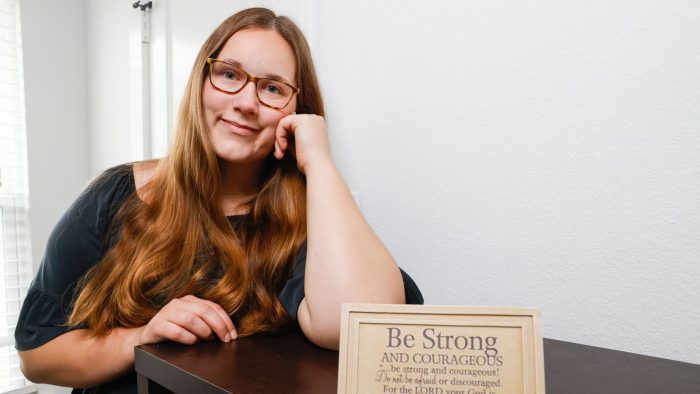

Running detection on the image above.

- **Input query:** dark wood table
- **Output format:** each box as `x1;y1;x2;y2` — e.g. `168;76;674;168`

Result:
135;330;700;393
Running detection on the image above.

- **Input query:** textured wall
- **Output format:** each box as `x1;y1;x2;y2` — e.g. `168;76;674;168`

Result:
312;1;700;363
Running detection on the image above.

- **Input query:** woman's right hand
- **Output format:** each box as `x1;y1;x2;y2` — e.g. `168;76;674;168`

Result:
17;295;235;387
138;295;237;345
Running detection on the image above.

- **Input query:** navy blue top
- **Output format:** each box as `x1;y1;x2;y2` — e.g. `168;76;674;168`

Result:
15;164;423;393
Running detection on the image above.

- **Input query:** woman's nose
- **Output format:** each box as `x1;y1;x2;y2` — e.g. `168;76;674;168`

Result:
231;80;259;114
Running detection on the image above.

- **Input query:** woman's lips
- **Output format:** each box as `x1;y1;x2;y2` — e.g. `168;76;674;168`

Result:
221;118;259;136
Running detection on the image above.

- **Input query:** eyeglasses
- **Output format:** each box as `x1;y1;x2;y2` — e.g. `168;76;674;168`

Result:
206;58;300;109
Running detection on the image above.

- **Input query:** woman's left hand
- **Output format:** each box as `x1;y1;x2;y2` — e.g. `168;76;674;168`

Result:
274;114;332;174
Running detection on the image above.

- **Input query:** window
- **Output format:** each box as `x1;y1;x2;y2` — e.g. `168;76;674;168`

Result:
0;0;34;392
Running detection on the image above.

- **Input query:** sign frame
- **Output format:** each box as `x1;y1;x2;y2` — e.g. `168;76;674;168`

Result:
338;304;545;394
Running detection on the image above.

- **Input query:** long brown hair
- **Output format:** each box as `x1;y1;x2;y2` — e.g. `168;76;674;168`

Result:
68;8;324;336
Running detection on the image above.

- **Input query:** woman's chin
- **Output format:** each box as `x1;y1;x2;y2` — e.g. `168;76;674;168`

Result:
215;151;270;167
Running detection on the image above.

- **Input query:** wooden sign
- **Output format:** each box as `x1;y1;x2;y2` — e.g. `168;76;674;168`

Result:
338;304;545;394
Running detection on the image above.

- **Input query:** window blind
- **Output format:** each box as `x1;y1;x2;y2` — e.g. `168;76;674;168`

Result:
0;0;34;392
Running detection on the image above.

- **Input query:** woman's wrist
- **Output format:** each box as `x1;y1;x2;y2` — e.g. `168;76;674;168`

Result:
303;154;336;177
114;326;145;365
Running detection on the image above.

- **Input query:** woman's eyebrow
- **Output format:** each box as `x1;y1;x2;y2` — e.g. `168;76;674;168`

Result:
219;57;291;84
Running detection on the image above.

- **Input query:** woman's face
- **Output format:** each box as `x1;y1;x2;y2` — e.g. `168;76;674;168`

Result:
203;28;297;166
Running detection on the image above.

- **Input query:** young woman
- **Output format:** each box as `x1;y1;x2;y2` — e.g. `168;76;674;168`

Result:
15;7;422;393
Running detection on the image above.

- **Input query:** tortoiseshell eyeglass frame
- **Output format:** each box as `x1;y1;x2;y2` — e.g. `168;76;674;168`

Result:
206;57;300;110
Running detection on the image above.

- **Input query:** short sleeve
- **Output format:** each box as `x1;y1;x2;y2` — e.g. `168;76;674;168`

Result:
278;242;307;321
15;165;135;351
400;268;424;304
278;242;424;321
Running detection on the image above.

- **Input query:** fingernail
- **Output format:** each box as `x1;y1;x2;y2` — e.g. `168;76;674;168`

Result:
230;329;238;340
224;333;231;342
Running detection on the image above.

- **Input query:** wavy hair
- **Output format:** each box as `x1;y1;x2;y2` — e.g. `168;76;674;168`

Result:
68;8;324;336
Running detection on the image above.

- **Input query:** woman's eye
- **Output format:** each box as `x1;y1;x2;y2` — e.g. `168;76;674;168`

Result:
222;71;237;80
263;84;282;95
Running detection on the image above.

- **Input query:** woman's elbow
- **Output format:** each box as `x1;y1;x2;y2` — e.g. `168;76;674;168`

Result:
297;300;340;350
303;325;340;351
18;350;46;383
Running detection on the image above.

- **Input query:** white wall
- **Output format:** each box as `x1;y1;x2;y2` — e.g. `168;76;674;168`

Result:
85;0;132;175
19;0;89;275
23;0;700;369
312;1;700;363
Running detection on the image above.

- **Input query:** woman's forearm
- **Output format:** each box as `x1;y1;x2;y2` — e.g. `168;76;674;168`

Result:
300;157;405;347
18;327;142;388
